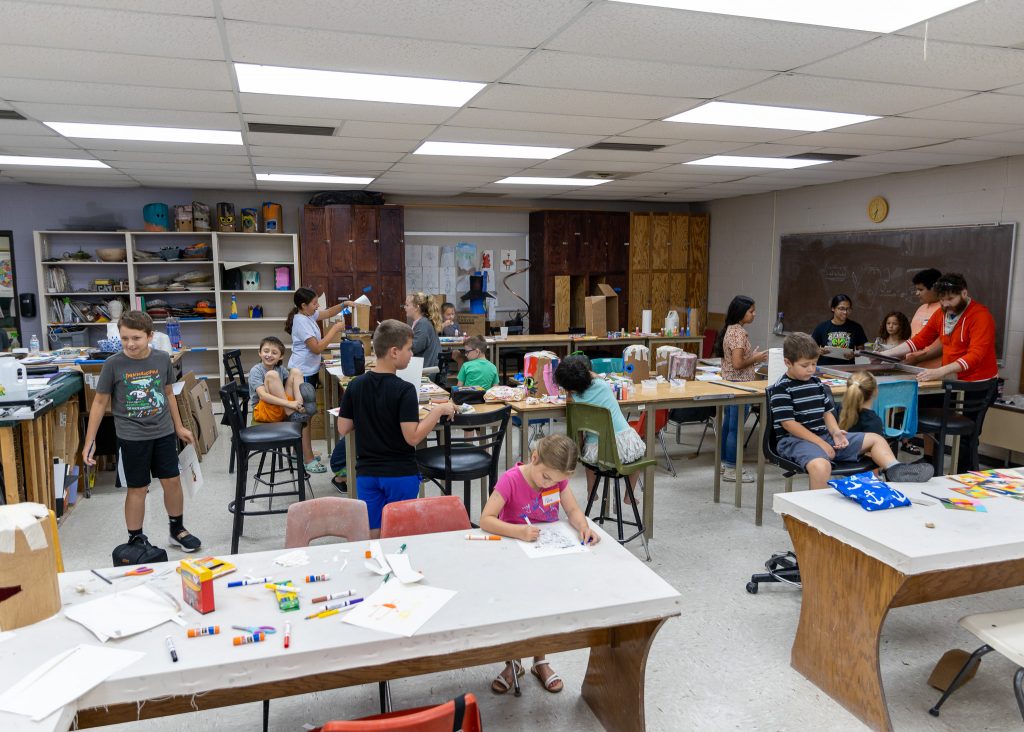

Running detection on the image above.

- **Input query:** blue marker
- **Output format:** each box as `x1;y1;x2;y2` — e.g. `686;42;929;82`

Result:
227;577;272;588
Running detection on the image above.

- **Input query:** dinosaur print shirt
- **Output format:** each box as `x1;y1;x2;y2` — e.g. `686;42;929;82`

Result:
97;349;175;440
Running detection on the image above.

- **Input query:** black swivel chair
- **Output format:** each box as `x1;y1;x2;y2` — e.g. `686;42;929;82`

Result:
916;379;998;475
221;349;248;475
746;383;876;594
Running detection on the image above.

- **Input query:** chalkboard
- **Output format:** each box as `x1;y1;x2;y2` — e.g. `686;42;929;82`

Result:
777;224;1015;359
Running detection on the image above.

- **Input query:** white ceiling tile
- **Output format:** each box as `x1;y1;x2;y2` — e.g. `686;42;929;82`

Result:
0;134;77;149
0;119;60;135
251;160;388;174
95;151;248;163
428;126;602;148
246;134;416;153
0;78;236;113
621;121;797;143
529;159;672;173
546;4;872;71
239;94;454;125
550;148;688;165
110;161;254;173
225;22;527;82
970;128;1024;144
853;150;999;166
337;120;437;140
250;147;404;163
0;147;103;159
655;140;752;155
469;84;693;120
782;130;945;151
846;116;1019;139
897;0;1024;47
0;1;223;59
904;93;1024;125
906;139;1024;157
3;176;140;187
728;143;819;157
797;36;1024;91
81;141;246;155
391;161;530;174
444;108;643;136
20;0;215;15
15;102;240;129
222;0;588;47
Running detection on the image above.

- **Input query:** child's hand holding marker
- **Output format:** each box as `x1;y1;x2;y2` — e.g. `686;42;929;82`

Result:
521;515;540;542
579;524;600;546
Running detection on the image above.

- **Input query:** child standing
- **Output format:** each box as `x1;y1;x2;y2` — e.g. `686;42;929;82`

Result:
336;320;456;537
456;335;499;389
873;311;911;350
82;311;201;553
770;333;932;490
480;434;598;695
249;336;316;424
838;371;885;436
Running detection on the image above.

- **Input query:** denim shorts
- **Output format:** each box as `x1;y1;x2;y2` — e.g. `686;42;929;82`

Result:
357;474;421;530
776;431;866;468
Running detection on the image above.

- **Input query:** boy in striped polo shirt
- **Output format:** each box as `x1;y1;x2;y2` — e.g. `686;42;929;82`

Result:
771;332;933;490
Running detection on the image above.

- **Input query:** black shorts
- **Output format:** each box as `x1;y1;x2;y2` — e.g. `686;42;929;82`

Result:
118;433;179;489
304;372;320;388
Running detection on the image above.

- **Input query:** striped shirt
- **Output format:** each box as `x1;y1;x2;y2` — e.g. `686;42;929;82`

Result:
770;375;835;441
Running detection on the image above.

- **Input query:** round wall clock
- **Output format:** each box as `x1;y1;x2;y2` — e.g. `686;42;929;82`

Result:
867;196;889;223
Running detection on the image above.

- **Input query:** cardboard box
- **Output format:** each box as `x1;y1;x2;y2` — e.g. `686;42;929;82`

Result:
350;303;371;331
585;283;620;336
186;378;219;455
51;400;80;466
455;313;487;337
172;372;202;460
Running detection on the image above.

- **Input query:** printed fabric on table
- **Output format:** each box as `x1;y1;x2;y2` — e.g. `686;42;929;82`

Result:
828;471;911;511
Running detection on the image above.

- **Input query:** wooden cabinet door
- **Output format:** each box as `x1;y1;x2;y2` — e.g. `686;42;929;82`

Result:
629;271;649;331
670;214;689;271
545;212;575;275
651;213;671;271
581;213;607;272
630;213;650;272
379;273;406;323
301;205;329;277
353;206;380;270
605;213;630;273
378;206;404;274
326;205;353;273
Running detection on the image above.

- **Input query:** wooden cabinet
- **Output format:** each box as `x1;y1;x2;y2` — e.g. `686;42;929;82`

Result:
528;211;629;333
301;204;405;325
627;212;709;335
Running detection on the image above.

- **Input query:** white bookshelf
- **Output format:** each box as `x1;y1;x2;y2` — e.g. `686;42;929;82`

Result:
35;230;300;384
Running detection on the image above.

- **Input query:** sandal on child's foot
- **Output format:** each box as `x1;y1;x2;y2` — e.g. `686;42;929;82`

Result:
531;660;563;693
304;459;327;474
490;661;524;695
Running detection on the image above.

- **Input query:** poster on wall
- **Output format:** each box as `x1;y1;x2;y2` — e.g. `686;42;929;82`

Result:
455;242;477;274
500;249;516;272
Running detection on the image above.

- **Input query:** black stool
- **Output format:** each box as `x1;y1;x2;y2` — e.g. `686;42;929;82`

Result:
221;349;248;475
220;382;311;554
917;379;998;474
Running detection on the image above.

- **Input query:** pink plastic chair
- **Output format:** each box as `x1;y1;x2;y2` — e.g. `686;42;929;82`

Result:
379;496;471;539
285;497;370;548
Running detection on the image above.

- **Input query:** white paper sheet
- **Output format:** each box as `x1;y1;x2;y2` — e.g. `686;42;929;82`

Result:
63;585;180;642
404;246;422;267
406;267;423;294
177;444;203;501
421;245;440;268
274;549;310;567
518;521;590;559
343;582;455;637
438;246;453;269
439;268;457;303
0;645;143;721
421;266;440;294
396;356;423;391
384;553;424;584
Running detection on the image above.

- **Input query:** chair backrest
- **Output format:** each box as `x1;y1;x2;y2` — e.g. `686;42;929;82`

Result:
761;382;791;469
438;405;511;481
218;381;245;439
940;378;999;432
590;357;624;375
380;495;471;538
873;380;918;438
222;349;248;424
702;328;717;358
566;402;622;472
285;497;370;548
319;693;481;732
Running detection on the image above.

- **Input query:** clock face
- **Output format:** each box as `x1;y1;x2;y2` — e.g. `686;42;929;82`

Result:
868;196;888;223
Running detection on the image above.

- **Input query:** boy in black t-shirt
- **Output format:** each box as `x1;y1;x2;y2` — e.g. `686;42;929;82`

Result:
337;319;456;537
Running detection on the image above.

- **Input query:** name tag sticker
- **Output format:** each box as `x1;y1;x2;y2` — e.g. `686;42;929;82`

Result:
541;488;560;507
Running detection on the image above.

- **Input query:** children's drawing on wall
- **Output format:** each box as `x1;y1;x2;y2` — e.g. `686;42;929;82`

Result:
480;250;493;270
455;242;477;274
500;249;516;273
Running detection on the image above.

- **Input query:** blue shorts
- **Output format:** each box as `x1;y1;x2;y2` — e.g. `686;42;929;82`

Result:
357;474;421;530
776;431;866;469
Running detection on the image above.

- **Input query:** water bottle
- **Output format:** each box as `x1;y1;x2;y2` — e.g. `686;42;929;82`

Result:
29;334;40;353
773;311;785;336
166;316;181;349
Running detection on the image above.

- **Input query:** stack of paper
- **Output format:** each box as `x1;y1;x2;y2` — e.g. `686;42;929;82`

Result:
64;585;180;642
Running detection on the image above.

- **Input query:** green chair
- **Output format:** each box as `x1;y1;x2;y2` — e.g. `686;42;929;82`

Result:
566;402;654;560
590;357;623;374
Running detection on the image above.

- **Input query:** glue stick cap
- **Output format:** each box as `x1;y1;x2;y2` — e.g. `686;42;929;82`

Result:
364;550;372;559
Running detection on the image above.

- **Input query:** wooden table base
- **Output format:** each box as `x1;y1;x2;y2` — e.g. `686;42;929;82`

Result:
76;618;669;731
785;515;1024;732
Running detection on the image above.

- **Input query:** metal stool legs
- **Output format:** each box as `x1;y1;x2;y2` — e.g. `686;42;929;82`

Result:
584;468;650;561
928;644;993;717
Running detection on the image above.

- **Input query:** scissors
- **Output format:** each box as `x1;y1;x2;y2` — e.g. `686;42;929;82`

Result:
113;566;154;578
232;624;277;635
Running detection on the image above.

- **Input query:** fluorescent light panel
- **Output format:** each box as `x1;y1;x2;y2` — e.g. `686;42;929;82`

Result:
610;1;976;33
666;102;877;131
0;155;109;168
414;141;571;160
44;122;242;145
235;63;484;108
685;156;827;169
257;173;374;184
495;177;610;186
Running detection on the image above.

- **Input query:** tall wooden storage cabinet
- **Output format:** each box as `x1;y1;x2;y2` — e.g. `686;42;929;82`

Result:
528;211;629;333
301;205;406;325
627;213;709;334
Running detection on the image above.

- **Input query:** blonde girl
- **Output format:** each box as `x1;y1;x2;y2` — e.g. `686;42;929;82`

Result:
404;292;442;382
839;371;885;436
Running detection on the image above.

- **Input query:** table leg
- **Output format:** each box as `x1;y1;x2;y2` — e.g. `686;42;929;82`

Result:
784;515;906;732
345;431;358;500
581;618;667;732
755;402;766;526
734;404;744;508
520;412;528;466
642;407;655;539
713;404;723;503
1;426;18;504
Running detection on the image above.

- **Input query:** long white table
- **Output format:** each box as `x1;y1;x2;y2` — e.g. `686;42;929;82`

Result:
774;472;1024;731
0;524;681;731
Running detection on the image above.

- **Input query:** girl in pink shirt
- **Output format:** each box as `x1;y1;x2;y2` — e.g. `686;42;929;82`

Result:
480;434;598;696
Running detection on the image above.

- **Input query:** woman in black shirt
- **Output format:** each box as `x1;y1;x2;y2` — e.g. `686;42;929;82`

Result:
810;294;867;366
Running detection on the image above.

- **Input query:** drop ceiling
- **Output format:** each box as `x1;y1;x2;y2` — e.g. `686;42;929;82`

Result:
1;0;1024;201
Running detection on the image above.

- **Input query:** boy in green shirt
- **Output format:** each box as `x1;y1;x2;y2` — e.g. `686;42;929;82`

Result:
457;335;499;389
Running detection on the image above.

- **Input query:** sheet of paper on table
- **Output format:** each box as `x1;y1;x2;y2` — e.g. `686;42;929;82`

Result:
385;553;424;584
64;585;181;642
518;521;590;559
343;582;455;637
0;644;143;721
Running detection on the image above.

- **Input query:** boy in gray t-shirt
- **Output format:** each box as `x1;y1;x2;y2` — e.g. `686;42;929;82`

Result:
82;311;201;553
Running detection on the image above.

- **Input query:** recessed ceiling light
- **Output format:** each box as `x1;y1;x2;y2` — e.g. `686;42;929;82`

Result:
235;63;485;108
0;155;109;168
44;122;243;145
685;156;827;169
414;141;572;160
256;173;375;184
495;177;610;186
665;102;878;132
609;0;976;33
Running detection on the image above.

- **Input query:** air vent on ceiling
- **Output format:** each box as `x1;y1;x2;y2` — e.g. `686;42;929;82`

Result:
579;171;640;179
587;142;665;152
247;122;336;136
0;110;26;121
786;152;859;162
455;192;508;198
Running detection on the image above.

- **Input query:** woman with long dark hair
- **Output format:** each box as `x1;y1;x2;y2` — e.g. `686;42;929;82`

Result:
713;295;766;483
810;293;867;366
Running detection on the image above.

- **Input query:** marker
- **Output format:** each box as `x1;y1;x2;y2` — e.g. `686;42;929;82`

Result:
187;626;220;638
305;574;329;583
323;597;363;611
524;516;532;526
264;583;301;594
283;622;291;649
310;608;341;619
364;550;372;559
165;636;178;663
464;534;501;541
90;569;113;585
383;544;407;584
312;590;355;604
227;577;271;588
233;632;266;645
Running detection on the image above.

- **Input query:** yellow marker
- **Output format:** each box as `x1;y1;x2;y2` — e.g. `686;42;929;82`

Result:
264;583;299;594
314;608;340;620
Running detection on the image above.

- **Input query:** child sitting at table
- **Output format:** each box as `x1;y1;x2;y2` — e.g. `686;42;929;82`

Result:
480;434;598;695
440;302;460;337
872;311;911;350
838;371;885;436
456;335;499;389
771;332;932;489
249;336;316;424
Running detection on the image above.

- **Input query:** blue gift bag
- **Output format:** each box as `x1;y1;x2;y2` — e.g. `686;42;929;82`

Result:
828;471;911;511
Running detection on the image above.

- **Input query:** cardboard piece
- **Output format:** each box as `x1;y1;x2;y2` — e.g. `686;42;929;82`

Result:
585;283;620;336
186;379;218;455
0;506;61;631
624;354;650;383
172;373;201;461
455;313;486;337
350;303;371;331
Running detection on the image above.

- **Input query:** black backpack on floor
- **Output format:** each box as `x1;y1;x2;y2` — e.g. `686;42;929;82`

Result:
112;534;168;566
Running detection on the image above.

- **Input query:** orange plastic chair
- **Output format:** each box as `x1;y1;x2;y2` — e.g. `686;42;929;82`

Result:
379;495;471;538
315;692;482;731
285;496;370;548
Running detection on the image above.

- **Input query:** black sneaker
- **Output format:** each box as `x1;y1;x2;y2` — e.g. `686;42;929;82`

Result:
169;528;202;553
885;462;935;483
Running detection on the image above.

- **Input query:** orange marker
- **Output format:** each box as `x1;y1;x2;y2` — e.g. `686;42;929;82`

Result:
464;534;501;541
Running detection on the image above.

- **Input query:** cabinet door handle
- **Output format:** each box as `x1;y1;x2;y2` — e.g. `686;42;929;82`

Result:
373;239;379;244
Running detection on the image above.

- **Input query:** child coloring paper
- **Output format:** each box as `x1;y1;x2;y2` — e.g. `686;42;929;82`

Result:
518;520;590;559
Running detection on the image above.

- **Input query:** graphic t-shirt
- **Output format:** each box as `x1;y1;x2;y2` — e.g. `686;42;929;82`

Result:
495;463;568;524
810;320;867;365
248;362;289;404
96;349;175;440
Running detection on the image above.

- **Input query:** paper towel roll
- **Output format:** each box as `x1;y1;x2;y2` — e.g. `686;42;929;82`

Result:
641;310;652;334
767;347;786;385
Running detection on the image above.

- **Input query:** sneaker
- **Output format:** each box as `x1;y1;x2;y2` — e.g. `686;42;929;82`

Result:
304;459;328;474
332;469;347;493
169;529;202;553
885;462;935;483
288;409;310;423
722;467;754;483
299;382;318;419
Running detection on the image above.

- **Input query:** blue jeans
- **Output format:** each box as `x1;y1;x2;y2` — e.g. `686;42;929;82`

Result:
721;405;750;469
